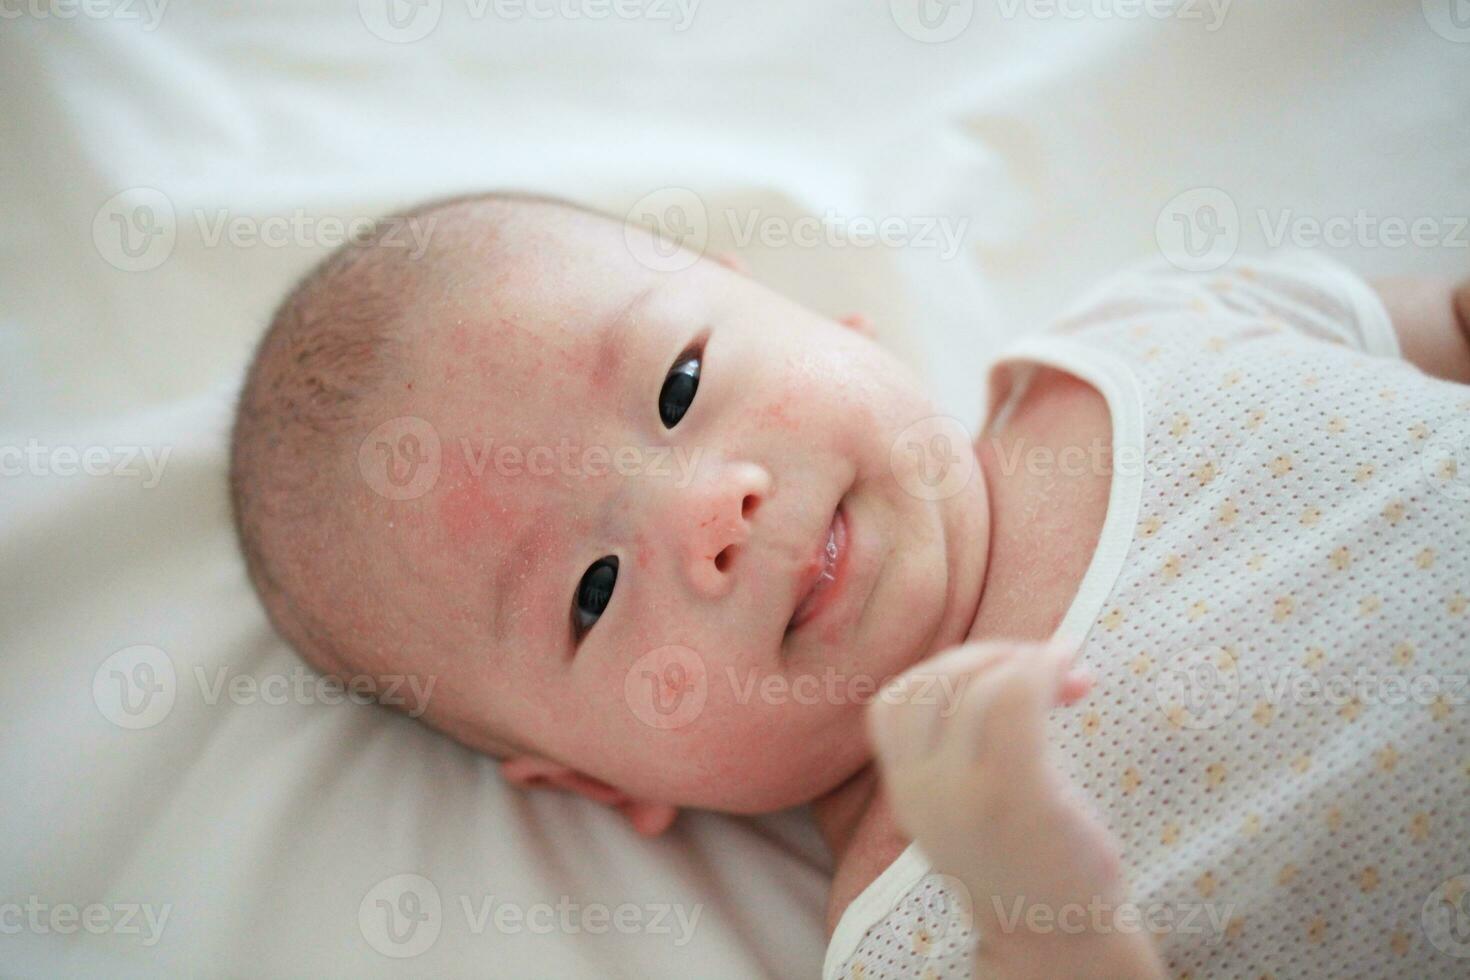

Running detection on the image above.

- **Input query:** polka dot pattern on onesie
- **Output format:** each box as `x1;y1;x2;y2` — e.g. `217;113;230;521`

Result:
826;254;1469;980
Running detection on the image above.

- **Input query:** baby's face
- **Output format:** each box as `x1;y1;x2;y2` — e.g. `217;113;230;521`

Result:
350;213;987;812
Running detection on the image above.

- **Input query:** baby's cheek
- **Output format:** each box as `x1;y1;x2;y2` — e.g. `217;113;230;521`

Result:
615;665;844;806
632;532;654;571
436;453;516;543
754;399;801;433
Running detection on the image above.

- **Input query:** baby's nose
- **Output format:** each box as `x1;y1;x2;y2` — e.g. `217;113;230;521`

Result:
676;461;770;599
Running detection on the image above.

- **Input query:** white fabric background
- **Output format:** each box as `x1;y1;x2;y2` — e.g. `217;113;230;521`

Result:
2;1;1467;976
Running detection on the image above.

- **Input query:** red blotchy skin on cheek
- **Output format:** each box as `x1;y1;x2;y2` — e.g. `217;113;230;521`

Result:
437;454;517;545
758;400;799;432
450;324;472;357
553;340;613;394
633;533;654;570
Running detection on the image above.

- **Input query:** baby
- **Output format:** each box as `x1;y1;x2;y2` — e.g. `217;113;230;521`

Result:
230;192;1470;978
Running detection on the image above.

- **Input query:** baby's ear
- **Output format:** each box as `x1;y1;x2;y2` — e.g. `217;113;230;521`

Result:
500;756;678;837
837;313;876;338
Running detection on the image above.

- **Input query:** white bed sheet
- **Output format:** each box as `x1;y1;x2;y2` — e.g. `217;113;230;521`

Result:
3;1;1467;976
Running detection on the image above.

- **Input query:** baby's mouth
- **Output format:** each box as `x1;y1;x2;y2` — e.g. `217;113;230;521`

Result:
787;503;850;634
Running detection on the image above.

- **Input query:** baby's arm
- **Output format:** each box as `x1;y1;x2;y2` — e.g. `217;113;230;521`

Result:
1372;276;1470;384
868;643;1166;980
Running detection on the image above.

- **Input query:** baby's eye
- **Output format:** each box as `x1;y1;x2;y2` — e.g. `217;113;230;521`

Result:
573;556;618;636
659;350;701;429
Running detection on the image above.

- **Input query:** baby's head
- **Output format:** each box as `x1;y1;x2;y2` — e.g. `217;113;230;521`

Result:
230;192;987;831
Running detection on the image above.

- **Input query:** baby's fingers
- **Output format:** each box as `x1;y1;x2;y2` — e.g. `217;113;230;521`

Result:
868;642;1017;762
942;640;1082;761
1057;667;1094;706
869;640;1084;768
1045;637;1090;705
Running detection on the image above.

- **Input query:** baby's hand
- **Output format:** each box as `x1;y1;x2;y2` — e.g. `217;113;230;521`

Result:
868;641;1164;979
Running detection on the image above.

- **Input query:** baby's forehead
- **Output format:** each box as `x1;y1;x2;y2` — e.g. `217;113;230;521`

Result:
406;250;696;421
415;241;659;366
399;279;652;538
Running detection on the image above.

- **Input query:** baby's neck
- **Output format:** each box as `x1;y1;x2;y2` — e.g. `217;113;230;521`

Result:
812;764;908;937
